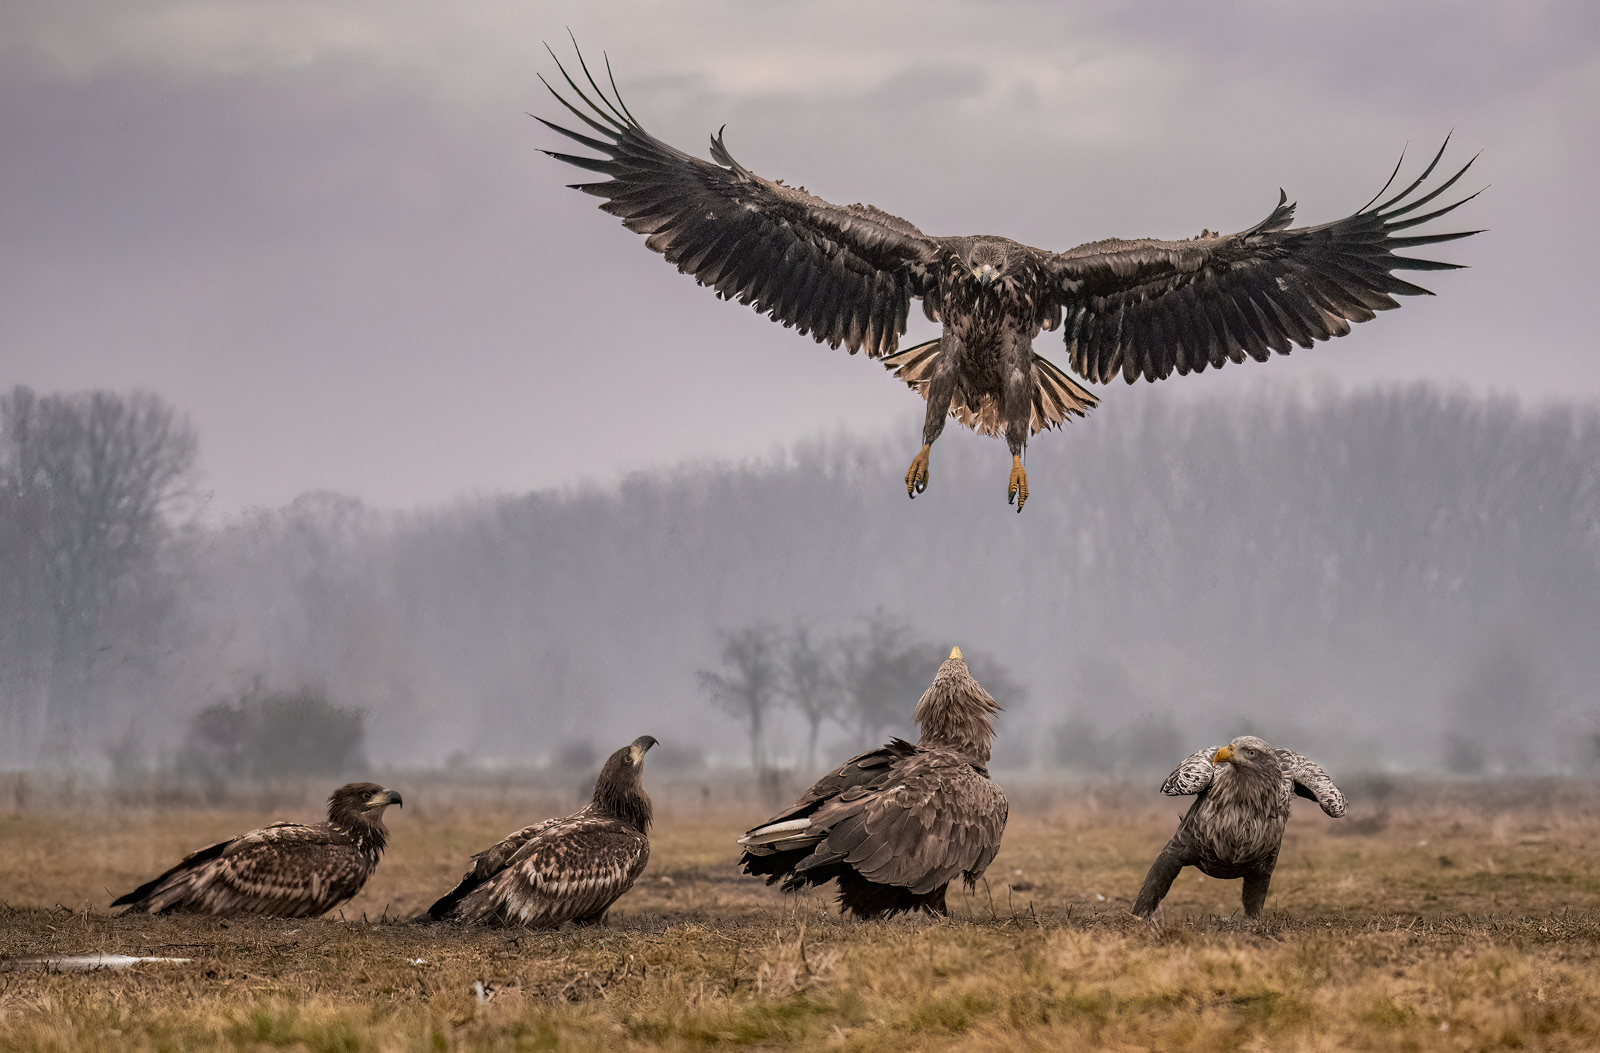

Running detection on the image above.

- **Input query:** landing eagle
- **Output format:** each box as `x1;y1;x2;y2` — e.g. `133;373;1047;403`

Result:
1132;735;1345;919
539;48;1480;511
739;647;1007;918
426;735;656;927
112;782;402;917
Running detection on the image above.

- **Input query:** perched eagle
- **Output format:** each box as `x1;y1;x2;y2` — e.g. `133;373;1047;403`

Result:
112;782;402;917
1132;735;1345;919
739;647;1008;918
426;735;656;926
538;48;1480;511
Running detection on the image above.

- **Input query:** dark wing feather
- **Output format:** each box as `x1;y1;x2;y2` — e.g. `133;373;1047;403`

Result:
111;837;232;908
800;750;1008;894
1162;748;1221;796
538;47;938;358
426;817;563;919
1052;139;1482;384
116;823;374;918
452;817;649;927
1274;748;1347;817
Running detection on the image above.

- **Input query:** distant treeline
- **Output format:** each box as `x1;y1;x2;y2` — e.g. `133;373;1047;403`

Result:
3;382;1598;775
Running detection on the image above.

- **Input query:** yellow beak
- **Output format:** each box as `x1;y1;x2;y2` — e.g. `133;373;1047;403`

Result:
1213;745;1234;765
949;646;963;661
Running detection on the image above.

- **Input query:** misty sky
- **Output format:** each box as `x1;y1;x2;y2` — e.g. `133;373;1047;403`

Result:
2;1;1595;514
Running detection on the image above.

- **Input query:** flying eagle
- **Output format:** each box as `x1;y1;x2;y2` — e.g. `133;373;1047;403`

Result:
112;782;402;917
537;48;1480;511
739;647;1008;918
426;735;656;926
1132;735;1345;919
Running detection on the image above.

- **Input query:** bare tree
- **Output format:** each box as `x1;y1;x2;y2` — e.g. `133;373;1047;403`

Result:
838;610;941;746
782;622;841;773
697;625;782;771
0;387;198;757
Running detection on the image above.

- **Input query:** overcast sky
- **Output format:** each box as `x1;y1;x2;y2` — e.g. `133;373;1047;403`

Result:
2;1;1594;514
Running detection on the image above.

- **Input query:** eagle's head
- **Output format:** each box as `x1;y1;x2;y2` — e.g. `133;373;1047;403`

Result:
593;735;657;831
962;241;1020;288
326;782;403;829
914;646;1002;763
1211;736;1283;798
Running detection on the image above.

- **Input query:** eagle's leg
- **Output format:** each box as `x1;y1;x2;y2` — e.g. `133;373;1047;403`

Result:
907;349;958;499
1240;852;1278;919
1003;359;1032;512
1132;838;1190;918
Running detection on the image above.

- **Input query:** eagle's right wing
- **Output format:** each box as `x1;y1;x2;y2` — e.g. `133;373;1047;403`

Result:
539;46;940;359
426;816;564;919
1161;748;1222;796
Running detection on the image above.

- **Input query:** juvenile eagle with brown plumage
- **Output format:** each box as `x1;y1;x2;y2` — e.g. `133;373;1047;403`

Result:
739;647;1008;918
1132;735;1345;919
538;46;1479;511
112;782;402;917
426;735;655;927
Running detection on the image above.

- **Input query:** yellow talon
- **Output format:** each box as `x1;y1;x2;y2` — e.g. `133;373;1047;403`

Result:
905;444;931;498
1008;455;1028;512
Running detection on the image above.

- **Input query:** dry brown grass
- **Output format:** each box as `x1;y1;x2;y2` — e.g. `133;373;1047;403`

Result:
5;776;1600;1051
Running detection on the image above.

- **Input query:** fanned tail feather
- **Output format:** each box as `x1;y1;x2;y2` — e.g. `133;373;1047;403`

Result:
881;340;1098;437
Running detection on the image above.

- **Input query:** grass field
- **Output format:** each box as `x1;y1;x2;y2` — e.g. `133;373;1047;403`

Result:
5;775;1600;1051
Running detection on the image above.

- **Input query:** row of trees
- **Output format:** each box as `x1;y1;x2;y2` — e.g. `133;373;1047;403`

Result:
697;611;1024;774
0;387;197;762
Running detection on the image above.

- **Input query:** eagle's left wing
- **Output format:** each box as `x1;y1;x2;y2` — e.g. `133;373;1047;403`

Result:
808;754;1008;896
1275;748;1347;817
1161;748;1222;796
1047;140;1480;386
458;820;650;927
538;47;940;359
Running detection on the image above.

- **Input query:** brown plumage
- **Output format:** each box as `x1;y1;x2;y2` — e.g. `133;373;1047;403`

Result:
427;736;655;927
538;45;1479;511
739;647;1008;918
1132;736;1345;919
112;782;401;917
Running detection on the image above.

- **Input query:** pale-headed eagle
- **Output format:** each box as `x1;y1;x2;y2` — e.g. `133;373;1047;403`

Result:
739;647;1008;918
1132;735;1345;919
112;782;402;917
538;47;1480;511
426;735;655;926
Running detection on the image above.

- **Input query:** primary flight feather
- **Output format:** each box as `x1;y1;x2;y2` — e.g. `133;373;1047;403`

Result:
538;45;1481;511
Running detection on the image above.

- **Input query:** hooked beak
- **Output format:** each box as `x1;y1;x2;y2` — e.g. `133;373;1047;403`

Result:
973;264;996;287
372;788;403;808
630;735;658;764
1212;746;1234;766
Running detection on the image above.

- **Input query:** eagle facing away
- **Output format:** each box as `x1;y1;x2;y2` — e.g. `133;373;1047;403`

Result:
538;47;1480;511
1132;735;1345;919
739;647;1008;918
426;735;656;927
112;782;402;917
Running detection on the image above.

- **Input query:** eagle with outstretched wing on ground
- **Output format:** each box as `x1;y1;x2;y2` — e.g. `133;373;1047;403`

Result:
537;46;1480;511
1132;735;1345;919
739;647;1008;918
112;782;402;917
426;735;655;927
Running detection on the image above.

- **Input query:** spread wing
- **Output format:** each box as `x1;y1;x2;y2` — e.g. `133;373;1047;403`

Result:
1162;748;1222;796
452;817;649;927
114;822;372;918
798;752;1009;894
1275;748;1347;817
538;47;939;358
1050;140;1481;385
425;816;564;919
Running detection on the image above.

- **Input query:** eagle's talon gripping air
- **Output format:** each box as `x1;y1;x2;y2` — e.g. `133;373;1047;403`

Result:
1007;455;1028;512
905;444;930;498
537;43;1479;513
